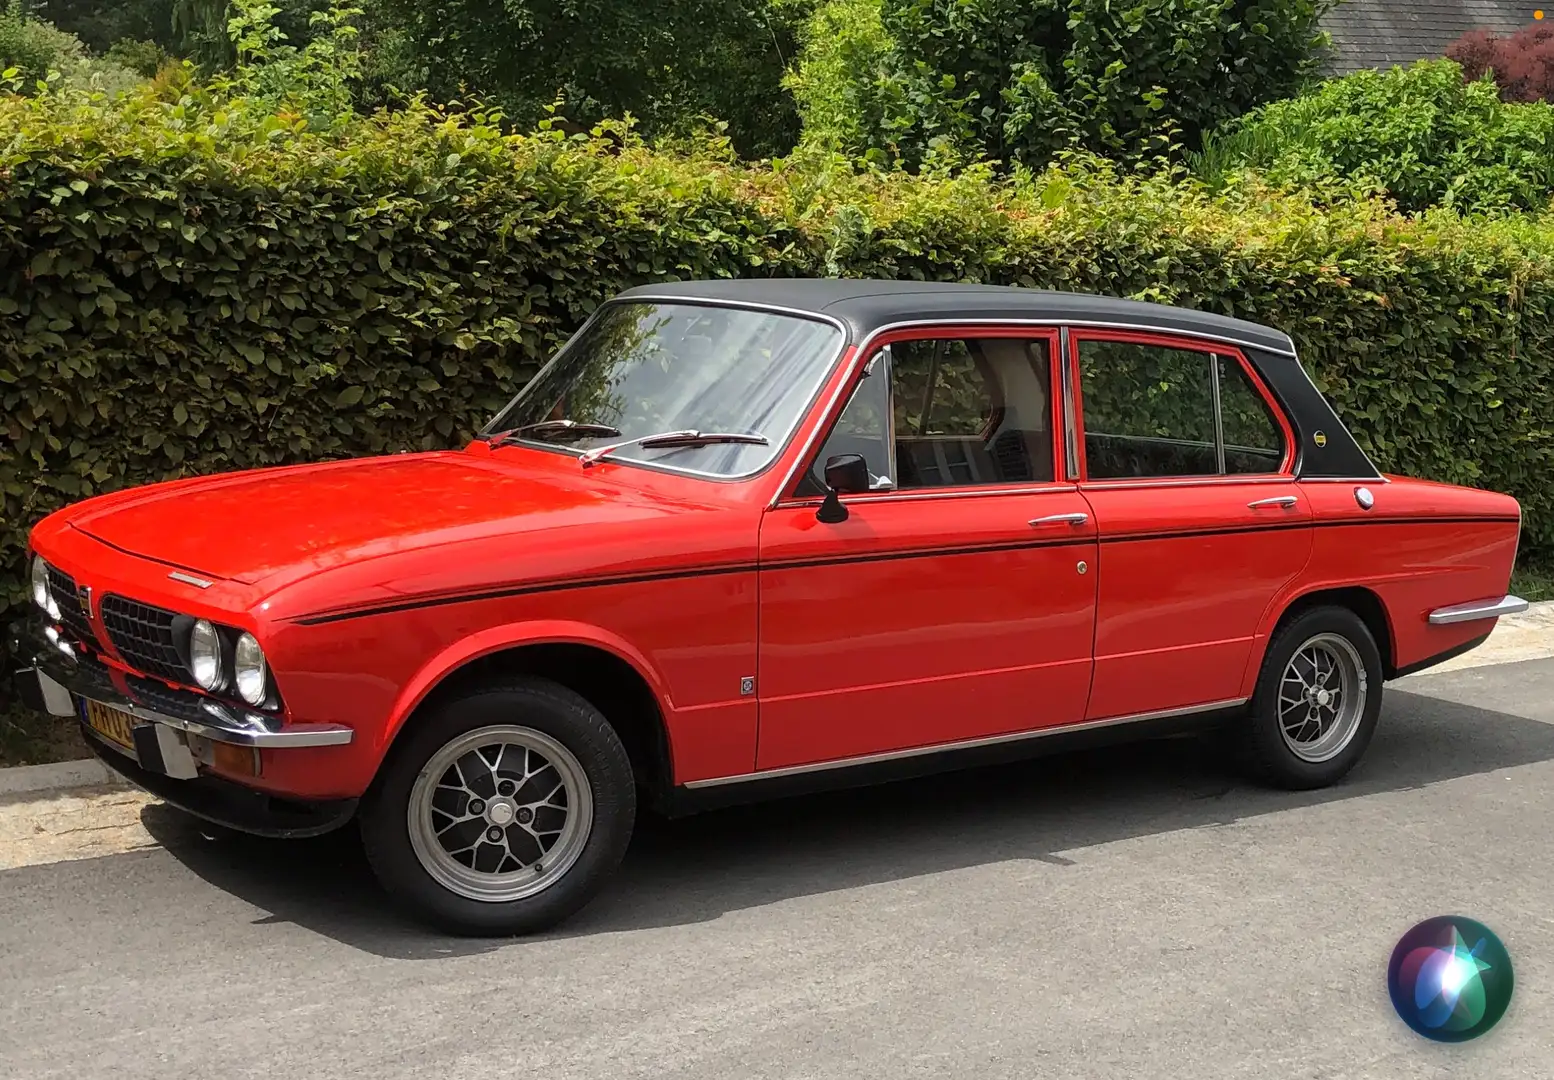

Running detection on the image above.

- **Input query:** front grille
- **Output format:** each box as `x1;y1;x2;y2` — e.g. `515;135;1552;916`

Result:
100;594;188;684
46;567;98;649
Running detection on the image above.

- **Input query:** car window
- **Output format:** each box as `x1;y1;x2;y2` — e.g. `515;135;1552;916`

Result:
1077;338;1286;479
1217;355;1287;473
802;336;1055;494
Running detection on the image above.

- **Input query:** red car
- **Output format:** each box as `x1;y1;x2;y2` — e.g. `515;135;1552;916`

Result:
16;280;1527;934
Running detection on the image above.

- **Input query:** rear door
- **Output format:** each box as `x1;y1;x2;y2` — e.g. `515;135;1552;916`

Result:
1070;330;1314;720
755;329;1099;771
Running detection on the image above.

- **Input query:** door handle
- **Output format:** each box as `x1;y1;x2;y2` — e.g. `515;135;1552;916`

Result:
1028;513;1089;528
1247;496;1298;510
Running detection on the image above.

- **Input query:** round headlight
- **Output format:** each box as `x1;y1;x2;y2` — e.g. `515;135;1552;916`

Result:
189;619;226;691
234;632;269;707
30;556;57;619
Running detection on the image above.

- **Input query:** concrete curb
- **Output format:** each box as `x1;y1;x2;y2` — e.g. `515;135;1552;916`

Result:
0;756;124;799
2;601;1550;802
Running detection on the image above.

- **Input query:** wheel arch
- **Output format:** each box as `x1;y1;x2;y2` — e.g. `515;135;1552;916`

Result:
1254;585;1398;684
377;621;677;807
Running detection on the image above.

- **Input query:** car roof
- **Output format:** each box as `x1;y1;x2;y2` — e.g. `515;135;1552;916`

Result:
614;279;1296;358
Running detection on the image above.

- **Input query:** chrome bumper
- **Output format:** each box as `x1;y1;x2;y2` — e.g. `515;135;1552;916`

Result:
1428;595;1530;626
14;623;353;750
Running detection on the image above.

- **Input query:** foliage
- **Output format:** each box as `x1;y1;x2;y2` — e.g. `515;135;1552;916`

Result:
0;2;143;96
33;0;174;56
787;0;1333;170
1449;21;1554;103
0;0;85;84
1194;60;1554;214
373;0;810;159
2;84;1553;679
104;36;169;76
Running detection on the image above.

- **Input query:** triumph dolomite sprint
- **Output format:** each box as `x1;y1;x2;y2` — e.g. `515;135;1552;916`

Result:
15;280;1528;934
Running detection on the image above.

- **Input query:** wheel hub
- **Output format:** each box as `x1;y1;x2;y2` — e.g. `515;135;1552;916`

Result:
486;799;516;826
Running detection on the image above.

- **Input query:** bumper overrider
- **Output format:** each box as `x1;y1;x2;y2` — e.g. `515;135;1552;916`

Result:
10;621;358;838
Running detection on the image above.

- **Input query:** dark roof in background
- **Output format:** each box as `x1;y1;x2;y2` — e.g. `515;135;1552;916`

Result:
616;279;1298;356
1321;0;1534;74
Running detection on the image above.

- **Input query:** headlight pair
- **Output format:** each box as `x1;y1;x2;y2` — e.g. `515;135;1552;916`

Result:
188;619;270;707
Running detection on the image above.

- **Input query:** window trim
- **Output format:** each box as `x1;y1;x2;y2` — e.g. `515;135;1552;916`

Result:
782;325;1065;504
1067;328;1295;485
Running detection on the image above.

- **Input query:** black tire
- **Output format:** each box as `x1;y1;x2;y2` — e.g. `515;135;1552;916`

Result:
1235;605;1384;790
360;677;636;935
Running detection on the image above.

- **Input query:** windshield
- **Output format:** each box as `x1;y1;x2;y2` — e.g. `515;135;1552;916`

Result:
484;301;846;477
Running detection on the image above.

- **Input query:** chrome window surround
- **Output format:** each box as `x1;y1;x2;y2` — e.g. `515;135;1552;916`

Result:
772;315;1307;507
481;297;851;484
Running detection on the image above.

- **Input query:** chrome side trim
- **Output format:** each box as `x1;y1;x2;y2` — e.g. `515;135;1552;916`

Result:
1082;476;1295;491
1297;476;1393;484
1427;595;1529;626
682;697;1249;789
772;483;1079;510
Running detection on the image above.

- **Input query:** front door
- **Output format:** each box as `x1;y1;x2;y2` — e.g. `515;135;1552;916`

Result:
755;330;1099;772
1070;330;1314;720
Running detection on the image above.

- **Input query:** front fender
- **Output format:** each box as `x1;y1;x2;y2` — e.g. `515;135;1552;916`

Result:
376;619;675;755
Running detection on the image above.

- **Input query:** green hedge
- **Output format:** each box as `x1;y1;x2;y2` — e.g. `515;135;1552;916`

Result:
3;83;1554;680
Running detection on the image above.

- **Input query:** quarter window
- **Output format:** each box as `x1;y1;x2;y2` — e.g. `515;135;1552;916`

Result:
803;336;1056;493
1077;338;1286;479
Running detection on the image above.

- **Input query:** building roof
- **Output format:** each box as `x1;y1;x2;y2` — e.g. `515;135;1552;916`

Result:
1321;0;1532;74
615;279;1297;358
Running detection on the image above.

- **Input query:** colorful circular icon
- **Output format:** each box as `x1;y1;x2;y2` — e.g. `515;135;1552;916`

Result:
1387;916;1514;1042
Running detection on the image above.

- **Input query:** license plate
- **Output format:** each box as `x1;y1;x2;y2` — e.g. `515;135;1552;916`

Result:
82;699;138;751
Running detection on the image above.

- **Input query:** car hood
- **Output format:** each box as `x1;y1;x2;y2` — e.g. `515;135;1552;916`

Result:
67;451;669;586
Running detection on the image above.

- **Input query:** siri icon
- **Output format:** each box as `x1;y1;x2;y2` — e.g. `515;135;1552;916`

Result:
1387;916;1514;1042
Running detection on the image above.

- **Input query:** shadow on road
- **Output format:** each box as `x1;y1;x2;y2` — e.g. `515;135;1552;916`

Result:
140;681;1554;960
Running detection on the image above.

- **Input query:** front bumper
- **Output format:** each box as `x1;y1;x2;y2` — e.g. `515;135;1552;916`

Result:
13;621;354;749
81;729;358;839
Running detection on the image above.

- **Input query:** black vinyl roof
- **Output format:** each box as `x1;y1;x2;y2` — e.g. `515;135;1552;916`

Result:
616;279;1297;358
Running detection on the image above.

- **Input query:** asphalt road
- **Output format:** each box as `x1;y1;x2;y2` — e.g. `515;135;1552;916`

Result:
4;659;1554;1079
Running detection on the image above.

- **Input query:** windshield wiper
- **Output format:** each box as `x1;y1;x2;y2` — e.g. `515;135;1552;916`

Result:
483;420;624;448
578;430;770;469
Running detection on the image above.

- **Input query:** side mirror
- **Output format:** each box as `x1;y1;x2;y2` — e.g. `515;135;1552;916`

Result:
816;453;869;523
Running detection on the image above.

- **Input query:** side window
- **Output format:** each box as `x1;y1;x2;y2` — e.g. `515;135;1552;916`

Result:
800;336;1056;495
802;352;893;495
1217;356;1286;473
893;338;1053;488
1077;338;1287;479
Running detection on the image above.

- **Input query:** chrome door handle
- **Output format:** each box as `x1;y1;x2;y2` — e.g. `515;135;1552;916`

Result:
1028;513;1089;528
1247;496;1298;510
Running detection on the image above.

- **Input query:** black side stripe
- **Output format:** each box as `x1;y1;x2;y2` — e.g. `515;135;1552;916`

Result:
1101;515;1520;545
294;563;755;625
292;514;1519;625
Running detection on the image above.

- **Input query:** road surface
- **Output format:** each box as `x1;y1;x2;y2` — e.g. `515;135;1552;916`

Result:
4;658;1554;1079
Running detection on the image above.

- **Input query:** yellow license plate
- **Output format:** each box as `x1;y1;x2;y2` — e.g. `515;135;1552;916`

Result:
83;700;138;751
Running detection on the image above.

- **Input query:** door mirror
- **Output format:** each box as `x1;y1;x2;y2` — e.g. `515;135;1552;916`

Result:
816;453;869;524
824;453;870;494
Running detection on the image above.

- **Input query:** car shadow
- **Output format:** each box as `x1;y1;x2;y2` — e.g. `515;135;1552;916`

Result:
141;680;1554;960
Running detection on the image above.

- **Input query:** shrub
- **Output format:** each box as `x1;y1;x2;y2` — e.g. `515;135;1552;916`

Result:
788;0;1332;170
1;82;1552;678
103;36;169;77
0;0;86;85
1195;59;1554;214
1449;21;1554;102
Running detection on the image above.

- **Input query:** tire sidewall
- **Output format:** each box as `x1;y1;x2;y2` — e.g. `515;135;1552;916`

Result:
361;678;636;935
1246;606;1384;789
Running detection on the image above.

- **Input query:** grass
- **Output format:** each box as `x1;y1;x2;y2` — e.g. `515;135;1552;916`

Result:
1512;555;1554;603
1;555;1549;770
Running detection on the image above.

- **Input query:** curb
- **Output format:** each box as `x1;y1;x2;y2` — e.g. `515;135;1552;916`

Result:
0;756;125;799
0;602;1550;803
